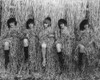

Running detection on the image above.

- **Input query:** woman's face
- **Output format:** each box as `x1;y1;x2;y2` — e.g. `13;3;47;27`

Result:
84;24;88;30
44;23;49;28
60;23;66;30
43;19;51;28
29;23;34;29
9;22;16;28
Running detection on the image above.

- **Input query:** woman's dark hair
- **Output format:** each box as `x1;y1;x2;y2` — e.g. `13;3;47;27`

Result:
58;19;67;29
58;19;67;37
26;18;35;29
79;19;88;31
7;18;17;29
45;17;51;22
43;17;51;26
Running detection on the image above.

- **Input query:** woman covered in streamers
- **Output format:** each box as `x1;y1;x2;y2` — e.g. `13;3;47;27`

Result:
0;18;23;74
21;18;41;75
75;19;94;72
55;19;74;74
39;17;57;76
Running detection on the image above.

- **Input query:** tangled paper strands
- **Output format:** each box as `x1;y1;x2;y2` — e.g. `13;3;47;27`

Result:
0;0;100;80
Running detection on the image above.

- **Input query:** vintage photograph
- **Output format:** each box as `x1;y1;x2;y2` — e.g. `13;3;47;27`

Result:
0;0;99;80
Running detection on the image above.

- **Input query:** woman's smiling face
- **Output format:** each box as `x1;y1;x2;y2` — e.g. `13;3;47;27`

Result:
29;23;34;29
9;22;16;28
60;23;68;31
60;23;65;30
84;24;88;29
44;23;49;28
43;18;51;29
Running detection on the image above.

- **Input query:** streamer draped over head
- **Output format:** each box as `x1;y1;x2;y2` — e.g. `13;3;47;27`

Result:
26;18;35;29
58;19;67;29
7;17;17;29
43;17;51;26
79;19;88;31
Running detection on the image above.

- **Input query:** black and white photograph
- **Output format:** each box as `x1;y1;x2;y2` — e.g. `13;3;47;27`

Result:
0;0;100;80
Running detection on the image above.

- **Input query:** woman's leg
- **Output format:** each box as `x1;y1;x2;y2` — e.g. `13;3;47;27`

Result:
56;43;64;72
78;52;84;71
4;41;10;69
56;43;62;53
41;42;47;67
23;38;29;62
